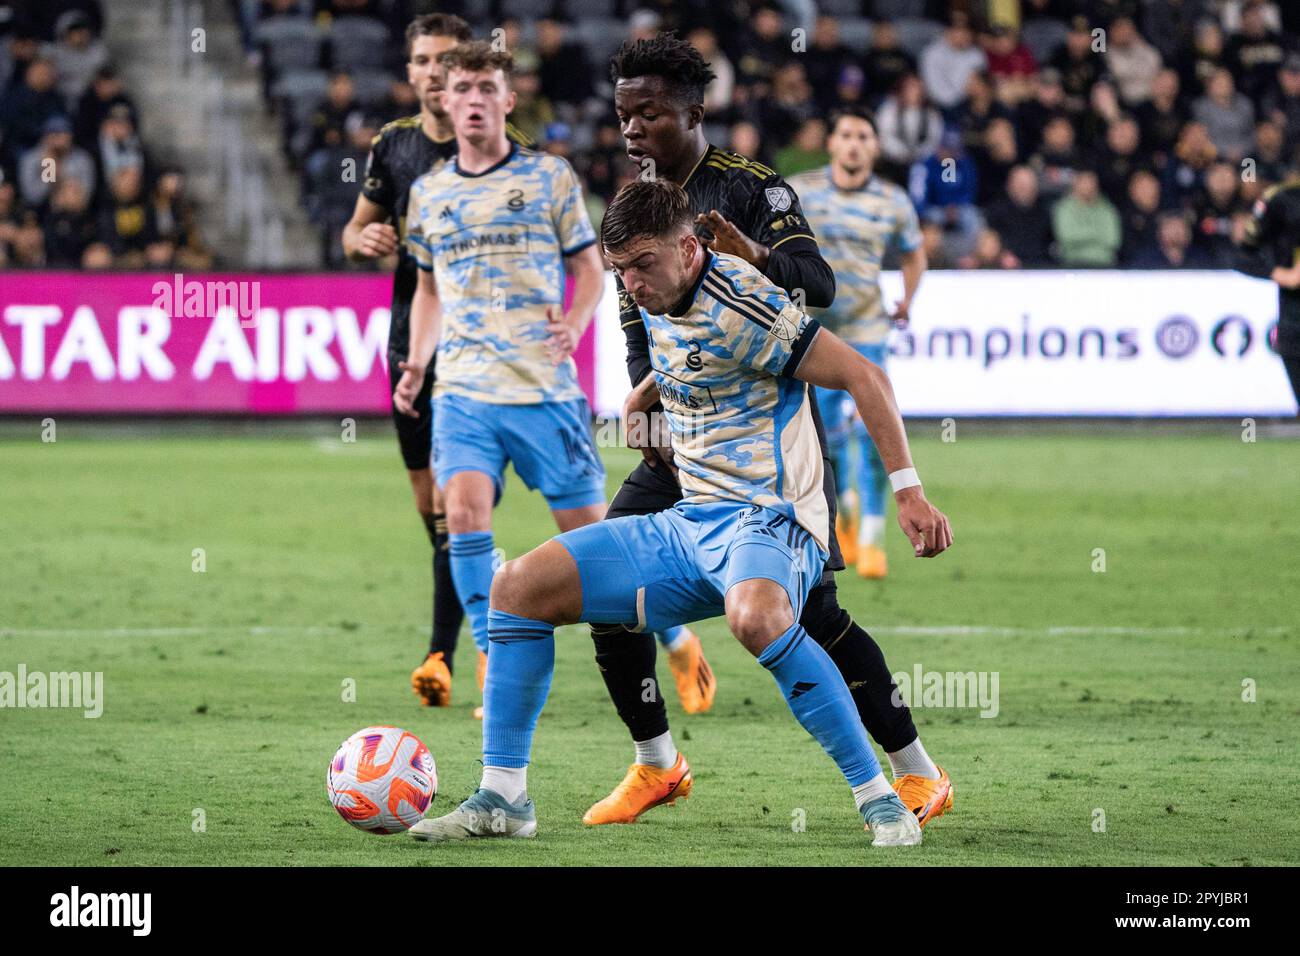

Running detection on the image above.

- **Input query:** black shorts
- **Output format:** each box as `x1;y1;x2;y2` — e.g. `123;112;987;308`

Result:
606;458;841;583
389;352;435;472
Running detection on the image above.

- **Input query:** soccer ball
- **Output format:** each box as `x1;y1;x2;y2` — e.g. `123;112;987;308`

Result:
327;726;437;834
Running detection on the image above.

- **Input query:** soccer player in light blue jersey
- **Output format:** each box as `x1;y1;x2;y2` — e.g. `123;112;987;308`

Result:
789;107;928;579
392;41;609;718
409;179;953;849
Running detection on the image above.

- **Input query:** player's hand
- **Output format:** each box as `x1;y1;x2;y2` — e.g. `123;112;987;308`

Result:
545;306;581;364
889;299;911;329
1272;264;1300;290
356;222;399;258
392;360;425;418
895;487;953;558
697;210;767;268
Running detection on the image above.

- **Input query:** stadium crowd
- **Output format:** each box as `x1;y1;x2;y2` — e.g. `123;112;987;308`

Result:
4;1;1300;270
0;0;211;269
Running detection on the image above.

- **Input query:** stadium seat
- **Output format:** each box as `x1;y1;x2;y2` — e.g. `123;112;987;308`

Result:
328;16;392;73
256;17;323;76
818;0;864;16
573;18;625;71
1021;18;1070;63
836;17;874;54
871;0;928;18
894;17;944;57
502;0;556;20
349;68;393;107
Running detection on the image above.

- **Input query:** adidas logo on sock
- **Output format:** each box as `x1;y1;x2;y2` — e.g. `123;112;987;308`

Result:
466;593;488;606
789;681;818;699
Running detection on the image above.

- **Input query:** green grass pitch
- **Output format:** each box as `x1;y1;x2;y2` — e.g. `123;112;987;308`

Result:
1;421;1297;866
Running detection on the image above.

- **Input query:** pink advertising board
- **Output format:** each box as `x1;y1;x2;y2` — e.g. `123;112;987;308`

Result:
0;272;597;414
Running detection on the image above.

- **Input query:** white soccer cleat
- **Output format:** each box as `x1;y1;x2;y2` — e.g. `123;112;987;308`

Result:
409;788;537;842
861;793;923;847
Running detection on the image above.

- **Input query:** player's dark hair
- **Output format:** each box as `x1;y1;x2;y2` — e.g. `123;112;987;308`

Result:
405;13;472;59
829;105;878;136
437;40;513;81
608;34;716;107
601;179;693;251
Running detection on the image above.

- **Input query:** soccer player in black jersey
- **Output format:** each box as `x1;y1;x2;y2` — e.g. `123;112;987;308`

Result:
582;36;953;829
341;14;533;709
1236;177;1300;413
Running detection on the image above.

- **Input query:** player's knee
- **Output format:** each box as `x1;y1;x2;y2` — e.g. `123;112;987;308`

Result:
727;600;794;657
444;499;490;533
489;557;536;616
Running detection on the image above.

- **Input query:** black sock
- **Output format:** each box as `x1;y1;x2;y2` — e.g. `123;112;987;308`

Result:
592;625;669;743
800;580;918;753
425;512;464;668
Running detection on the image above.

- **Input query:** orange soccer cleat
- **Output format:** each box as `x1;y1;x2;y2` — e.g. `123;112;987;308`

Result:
410;652;452;707
473;649;488;720
857;543;888;579
582;754;693;825
893;766;954;828
836;512;859;566
667;629;716;714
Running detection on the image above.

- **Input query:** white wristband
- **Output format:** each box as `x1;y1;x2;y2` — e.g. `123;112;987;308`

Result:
889;467;922;493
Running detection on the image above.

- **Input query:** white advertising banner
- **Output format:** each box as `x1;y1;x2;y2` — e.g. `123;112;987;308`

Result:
594;270;1297;417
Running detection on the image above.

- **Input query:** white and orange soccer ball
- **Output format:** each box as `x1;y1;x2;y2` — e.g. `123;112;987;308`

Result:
327;726;437;834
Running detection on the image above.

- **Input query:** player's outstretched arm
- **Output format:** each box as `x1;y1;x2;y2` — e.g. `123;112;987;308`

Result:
547;245;605;363
341;193;398;262
892;246;927;326
394;268;442;418
795;329;953;558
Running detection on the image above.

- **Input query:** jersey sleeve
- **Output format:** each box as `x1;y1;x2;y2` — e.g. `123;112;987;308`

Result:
716;272;822;378
361;130;396;212
742;171;817;251
550;157;597;256
405;178;434;272
891;187;923;253
616;271;653;386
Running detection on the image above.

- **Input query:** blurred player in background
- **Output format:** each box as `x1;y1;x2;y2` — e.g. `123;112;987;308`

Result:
392;41;607;719
580;36;952;831
409;178;953;848
790;108;927;579
340;14;533;708
1236;176;1300;414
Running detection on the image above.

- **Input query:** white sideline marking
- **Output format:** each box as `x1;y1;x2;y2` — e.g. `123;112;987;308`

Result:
0;624;1289;638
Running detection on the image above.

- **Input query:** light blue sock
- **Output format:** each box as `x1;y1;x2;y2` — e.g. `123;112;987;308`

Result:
483;609;555;769
449;531;495;653
856;422;887;519
758;622;881;786
655;626;690;651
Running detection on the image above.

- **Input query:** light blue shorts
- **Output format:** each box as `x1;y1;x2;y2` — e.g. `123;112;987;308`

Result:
555;500;828;632
433;394;606;511
815;341;886;442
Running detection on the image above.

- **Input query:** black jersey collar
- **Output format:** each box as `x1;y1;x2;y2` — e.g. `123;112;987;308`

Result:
667;250;714;317
453;140;517;178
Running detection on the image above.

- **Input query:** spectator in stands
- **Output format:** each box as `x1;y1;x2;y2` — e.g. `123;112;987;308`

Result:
1161;120;1218;209
536;19;593;111
1121;169;1163;264
1261;52;1300;153
955;72;1012;158
74;65;136;150
377;75;418;125
758;61;816;150
687;27;735;120
311;113;375;266
96;101;145;182
1130;210;1211;267
18;113;96;207
803;15;854;112
582;121;624;203
1135;68;1187;168
1016;68;1070;151
910;128;982;256
876;73;943;184
733;2;788;94
958;227;1020;269
315;0;383;23
0;179;21;265
983;25;1038;103
1052;169;1122;266
96;164;155;265
1193;67;1254;162
150;166;210;270
627;9;661;45
863;20;915;106
1140;0;1210;62
919;220;953;270
728;120;763;162
1030;114;1080;199
1079;77;1124;146
308;70;362;156
2;28;42;91
42;176;94;266
831;64;868;111
1250;119;1292;185
919;14;987;114
1183;17;1226;96
8;207;45;265
1227;0;1285;104
1105;15;1162;106
1091;115;1151;200
506;51;555;145
42;10;106;108
1049;15;1103;115
986;164;1055;266
0;57;64;163
974;116;1021;205
1192;160;1248;266
774;117;828;177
